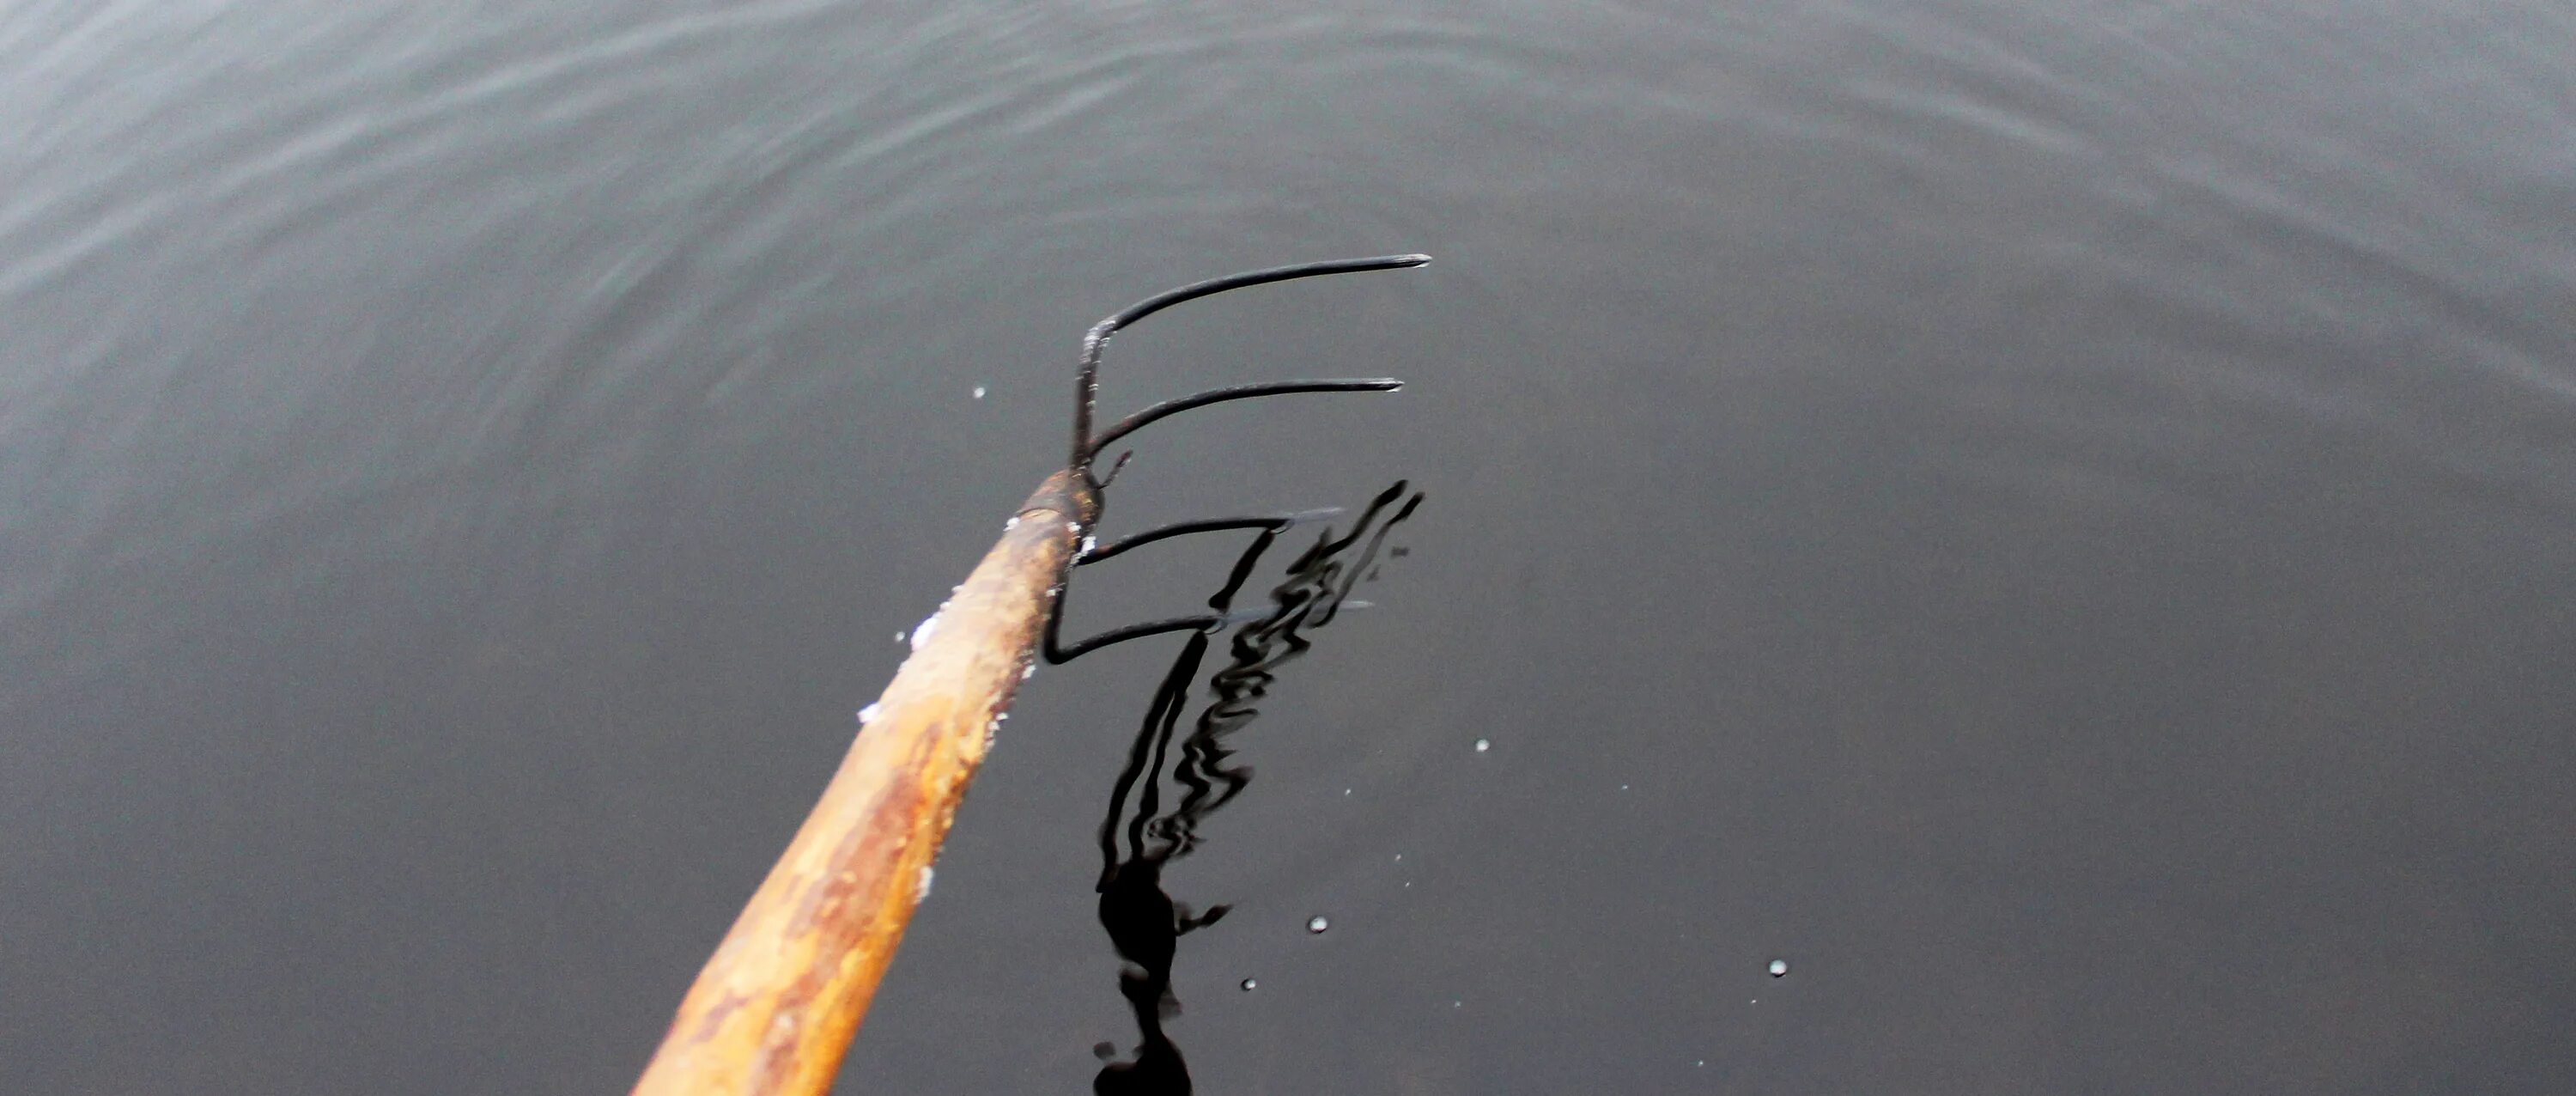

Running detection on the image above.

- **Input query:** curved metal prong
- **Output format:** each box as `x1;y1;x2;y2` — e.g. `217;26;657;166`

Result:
1072;254;1430;470
1048;524;1284;664
1078;508;1345;566
1047;613;1224;665
1089;379;1400;456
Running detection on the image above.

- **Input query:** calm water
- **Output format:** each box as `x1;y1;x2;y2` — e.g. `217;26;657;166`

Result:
6;1;2573;1092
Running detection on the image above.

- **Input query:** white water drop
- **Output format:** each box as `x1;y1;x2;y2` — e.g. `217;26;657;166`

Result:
1079;534;1097;557
1473;739;1491;753
972;386;987;399
858;703;881;725
1306;916;1329;934
1768;959;1789;977
909;613;939;650
893;630;906;644
1238;978;1257;991
914;866;935;904
1022;663;1036;680
1005;515;1019;531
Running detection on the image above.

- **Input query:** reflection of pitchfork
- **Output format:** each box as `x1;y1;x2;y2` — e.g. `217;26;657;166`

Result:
1093;482;1421;1096
635;255;1429;1096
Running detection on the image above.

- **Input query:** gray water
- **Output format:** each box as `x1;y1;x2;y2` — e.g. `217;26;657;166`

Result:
6;1;2574;1092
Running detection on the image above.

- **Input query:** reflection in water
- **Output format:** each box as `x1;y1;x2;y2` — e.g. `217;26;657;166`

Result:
1091;483;1423;1096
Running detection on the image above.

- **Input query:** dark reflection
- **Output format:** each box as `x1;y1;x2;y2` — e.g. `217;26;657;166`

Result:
1091;483;1423;1096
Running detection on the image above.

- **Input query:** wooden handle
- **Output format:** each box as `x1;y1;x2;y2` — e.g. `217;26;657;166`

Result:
634;470;1096;1095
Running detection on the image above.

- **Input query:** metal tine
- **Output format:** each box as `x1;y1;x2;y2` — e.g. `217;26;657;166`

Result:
1048;253;1428;662
1087;379;1400;458
1047;526;1283;664
1072;253;1429;472
1078;508;1345;566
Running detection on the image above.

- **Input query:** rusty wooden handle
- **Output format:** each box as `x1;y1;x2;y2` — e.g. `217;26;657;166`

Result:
633;471;1095;1096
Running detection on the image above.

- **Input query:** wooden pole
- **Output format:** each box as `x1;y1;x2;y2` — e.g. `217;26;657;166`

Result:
633;471;1096;1096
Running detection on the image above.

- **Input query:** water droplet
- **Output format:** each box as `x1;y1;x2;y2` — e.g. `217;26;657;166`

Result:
1768;959;1789;977
1005;515;1019;531
914;866;935;904
1306;916;1329;934
1022;663;1036;680
1473;739;1491;753
971;386;987;399
1079;535;1097;557
909;613;939;650
1238;978;1257;991
893;630;906;644
858;703;881;725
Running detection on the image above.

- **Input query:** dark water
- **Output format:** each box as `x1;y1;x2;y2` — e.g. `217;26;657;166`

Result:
6;1;2574;1092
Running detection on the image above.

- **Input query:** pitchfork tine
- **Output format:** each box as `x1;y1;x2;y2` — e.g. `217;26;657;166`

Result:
1071;253;1430;475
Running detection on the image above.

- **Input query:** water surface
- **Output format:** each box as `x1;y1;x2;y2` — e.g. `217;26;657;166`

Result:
4;1;2573;1092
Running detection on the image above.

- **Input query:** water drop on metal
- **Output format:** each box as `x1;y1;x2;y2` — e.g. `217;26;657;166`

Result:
1239;977;1257;991
1473;739;1491;753
1306;916;1329;935
1768;959;1789;977
972;386;987;399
